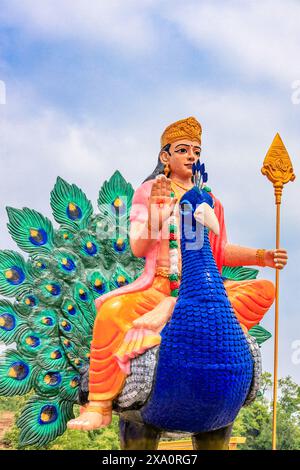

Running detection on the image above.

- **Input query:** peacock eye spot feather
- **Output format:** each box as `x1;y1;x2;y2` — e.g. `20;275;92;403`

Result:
63;339;71;348
25;335;41;348
78;289;88;301
113;197;123;208
63;233;69;239
42;316;54;326
43;372;62;387
5;266;25;285
39;405;58;425
83;241;98;256
8;362;29;381
60;257;76;272
29;228;48;246
45;283;61;296
67;304;76;315
74;358;82;366
0;313;16;331
24;295;37;307
70;377;80;388
117;275;128;287
50;350;62;360
113;238;126;252
61;320;71;332
66;202;82;221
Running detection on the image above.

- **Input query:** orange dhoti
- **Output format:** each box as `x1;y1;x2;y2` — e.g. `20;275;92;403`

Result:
88;276;275;402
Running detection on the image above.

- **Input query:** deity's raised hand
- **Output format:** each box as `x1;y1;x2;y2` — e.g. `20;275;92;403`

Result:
147;175;177;233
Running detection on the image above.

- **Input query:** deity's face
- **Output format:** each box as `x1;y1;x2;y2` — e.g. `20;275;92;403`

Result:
160;139;201;180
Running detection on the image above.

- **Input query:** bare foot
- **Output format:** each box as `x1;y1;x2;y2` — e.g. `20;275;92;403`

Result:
133;296;176;332
67;401;112;431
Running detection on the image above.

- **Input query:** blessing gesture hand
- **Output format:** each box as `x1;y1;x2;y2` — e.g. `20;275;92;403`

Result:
147;175;177;233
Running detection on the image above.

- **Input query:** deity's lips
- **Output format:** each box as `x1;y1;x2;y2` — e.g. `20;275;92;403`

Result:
184;164;193;170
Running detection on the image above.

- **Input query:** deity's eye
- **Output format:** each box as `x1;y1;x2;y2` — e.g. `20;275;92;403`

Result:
175;148;187;154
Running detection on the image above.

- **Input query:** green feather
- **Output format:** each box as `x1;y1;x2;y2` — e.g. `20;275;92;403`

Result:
6;207;55;255
34;368;65;398
249;324;272;345
34;277;67;307
37;343;70;371
0;250;32;297
28;308;59;337
0;300;27;345
85;269;109;299
0;350;36;396
72;281;96;328
54;228;75;247
61;338;88;371
60;370;80;402
97;170;134;221
28;254;53;279
17;396;74;447
61;297;91;335
58;313;91;348
222;265;259;281
73;231;103;268
14;293;40;316
110;265;133;291
51;248;83;281
17;328;50;358
50;177;93;231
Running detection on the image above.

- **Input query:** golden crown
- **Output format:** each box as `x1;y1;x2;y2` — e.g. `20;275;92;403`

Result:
160;116;202;149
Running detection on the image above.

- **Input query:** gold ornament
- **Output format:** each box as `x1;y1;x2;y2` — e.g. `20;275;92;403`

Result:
164;162;170;177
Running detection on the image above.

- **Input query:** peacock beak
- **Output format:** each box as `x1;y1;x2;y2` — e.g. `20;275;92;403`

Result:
194;202;220;236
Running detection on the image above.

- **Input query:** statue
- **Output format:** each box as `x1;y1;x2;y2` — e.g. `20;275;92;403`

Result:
0;117;288;449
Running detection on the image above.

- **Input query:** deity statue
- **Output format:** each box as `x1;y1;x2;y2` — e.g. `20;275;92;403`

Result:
0;117;288;450
67;117;287;446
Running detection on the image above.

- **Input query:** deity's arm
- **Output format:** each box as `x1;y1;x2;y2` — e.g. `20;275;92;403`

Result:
130;220;158;258
223;244;259;267
129;181;159;259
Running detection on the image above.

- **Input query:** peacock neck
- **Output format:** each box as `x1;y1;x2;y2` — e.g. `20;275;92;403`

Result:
179;225;227;302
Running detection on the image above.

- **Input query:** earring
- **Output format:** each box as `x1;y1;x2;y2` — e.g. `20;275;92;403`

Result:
164;163;170;177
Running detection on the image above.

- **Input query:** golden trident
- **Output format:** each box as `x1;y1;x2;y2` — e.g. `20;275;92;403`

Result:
261;133;296;450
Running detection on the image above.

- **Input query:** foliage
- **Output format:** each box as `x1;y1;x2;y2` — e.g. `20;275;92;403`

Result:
232;372;300;450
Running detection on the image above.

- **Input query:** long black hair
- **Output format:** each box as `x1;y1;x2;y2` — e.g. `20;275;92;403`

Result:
143;144;171;183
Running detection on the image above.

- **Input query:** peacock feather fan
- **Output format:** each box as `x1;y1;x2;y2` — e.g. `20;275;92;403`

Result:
0;171;145;447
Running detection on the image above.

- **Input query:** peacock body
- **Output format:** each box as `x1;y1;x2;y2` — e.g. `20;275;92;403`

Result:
0;171;271;447
142;187;253;432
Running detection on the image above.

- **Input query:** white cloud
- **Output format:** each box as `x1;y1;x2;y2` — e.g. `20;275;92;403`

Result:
163;0;300;85
0;0;157;54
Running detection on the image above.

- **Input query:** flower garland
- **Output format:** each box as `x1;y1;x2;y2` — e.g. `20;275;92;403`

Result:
168;191;180;297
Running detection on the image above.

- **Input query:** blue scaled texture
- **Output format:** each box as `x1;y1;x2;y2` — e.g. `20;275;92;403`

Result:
142;187;253;432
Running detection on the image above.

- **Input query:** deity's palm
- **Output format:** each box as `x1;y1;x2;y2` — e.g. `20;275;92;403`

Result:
148;175;177;232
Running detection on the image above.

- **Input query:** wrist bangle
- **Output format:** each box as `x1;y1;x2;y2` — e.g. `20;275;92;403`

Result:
256;249;266;267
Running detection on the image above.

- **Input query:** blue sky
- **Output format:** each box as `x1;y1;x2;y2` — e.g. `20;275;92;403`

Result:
0;0;299;383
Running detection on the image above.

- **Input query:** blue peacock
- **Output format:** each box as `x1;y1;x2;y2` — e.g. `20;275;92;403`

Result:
0;170;271;448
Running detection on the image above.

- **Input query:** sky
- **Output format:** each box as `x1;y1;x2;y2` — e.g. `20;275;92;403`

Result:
0;0;299;383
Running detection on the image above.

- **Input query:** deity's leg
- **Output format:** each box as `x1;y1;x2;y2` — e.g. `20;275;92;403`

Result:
88;275;171;402
192;423;233;450
119;418;162;450
224;279;275;330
